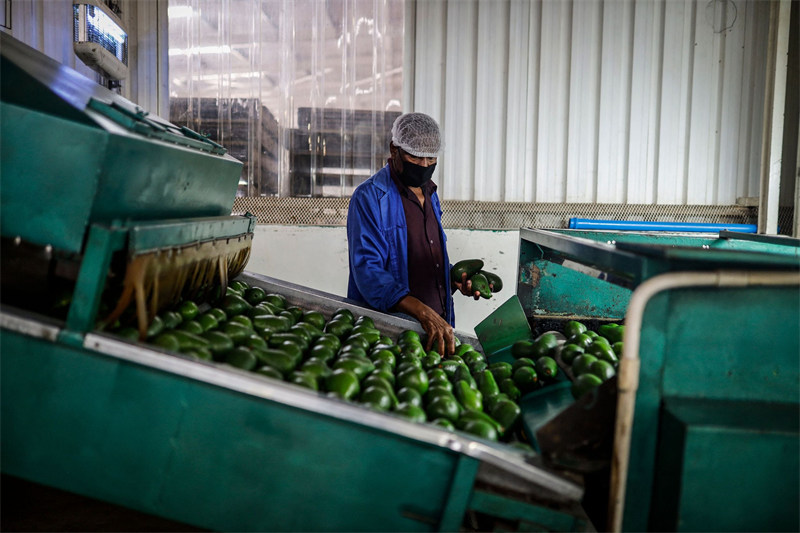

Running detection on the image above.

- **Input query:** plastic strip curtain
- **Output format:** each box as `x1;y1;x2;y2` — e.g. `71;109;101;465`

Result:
168;0;404;198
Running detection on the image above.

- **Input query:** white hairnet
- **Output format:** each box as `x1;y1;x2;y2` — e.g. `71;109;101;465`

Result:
391;113;441;158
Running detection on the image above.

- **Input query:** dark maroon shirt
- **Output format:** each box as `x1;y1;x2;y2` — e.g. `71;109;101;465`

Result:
389;159;447;317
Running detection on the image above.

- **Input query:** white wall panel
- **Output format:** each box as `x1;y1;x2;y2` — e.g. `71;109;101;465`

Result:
441;0;478;200
597;0;634;203
537;0;572;203
473;0;509;202
412;0;771;206
566;0;602;202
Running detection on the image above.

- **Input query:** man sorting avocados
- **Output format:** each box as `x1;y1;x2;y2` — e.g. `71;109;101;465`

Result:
346;112;486;356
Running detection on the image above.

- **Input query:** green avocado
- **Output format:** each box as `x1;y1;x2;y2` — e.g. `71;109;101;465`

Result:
393;403;427;424
221;322;254;345
559;344;585;365
184;346;213;361
300;310;326;330
324;368;361;400
450;259;484;282
469;272;492;299
456;411;501;441
396;365;430;395
512;366;538;392
268;332;309;353
220;293;252;317
252;314;292;334
431;418;455;431
323;319;353;339
177;320;204;335
300;359;333;381
531;332;563;358
153;332;180;352
225;347;257;371
511;358;536;372
460;350;485;370
572;373;603;399
289;370;319;391
590;360;616;381
458;419;498;441
333;355;375;380
480;270;503;292
194;313;218;333
369;348;397;369
201;331;235;359
360;386;393;411
510;339;535;359
243;286;267;305
396;387;423;408
315;333;342;352
535;356;559;380
177;300;200;321
598;323;625;344
587;342;619;365
454;380;483;412
171;329;210;351
490;398;522;432
145;316;165;339
290;322;323;343
263;293;287;310
207;307;228;323
244;334;268;351
425;394;461;422
229;280;250;294
499;378;521;401
488;361;514;382
256;365;283;379
253;347;297;375
160;311;183;330
452;365;476;389
483;392;510;413
571;353;598;376
475;369;500;399
563;320;588;337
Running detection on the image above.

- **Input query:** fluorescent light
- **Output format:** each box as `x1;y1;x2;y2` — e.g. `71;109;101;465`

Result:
168;45;232;56
173;71;265;84
168;6;194;18
83;4;127;43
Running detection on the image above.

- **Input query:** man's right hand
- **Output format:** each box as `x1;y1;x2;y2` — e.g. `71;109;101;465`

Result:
392;295;455;355
453;272;481;300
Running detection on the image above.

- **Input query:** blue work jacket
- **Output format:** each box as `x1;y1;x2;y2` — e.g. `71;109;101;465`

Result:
347;164;455;326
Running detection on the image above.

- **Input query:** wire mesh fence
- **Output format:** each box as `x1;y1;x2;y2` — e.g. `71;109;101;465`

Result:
234;197;765;231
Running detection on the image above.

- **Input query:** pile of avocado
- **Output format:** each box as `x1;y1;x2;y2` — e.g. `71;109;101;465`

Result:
109;279;536;444
512;321;623;400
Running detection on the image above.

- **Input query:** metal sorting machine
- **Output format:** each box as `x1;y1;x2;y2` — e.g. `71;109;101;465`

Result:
487;228;799;532
0;34;589;532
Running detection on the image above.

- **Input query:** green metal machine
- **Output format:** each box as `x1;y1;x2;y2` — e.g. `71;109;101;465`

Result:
1;34;589;531
495;228;799;532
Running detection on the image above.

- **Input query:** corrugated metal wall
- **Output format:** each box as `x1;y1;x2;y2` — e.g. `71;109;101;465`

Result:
409;0;771;205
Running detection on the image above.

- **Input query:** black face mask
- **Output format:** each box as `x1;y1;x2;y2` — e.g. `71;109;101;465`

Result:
400;161;436;188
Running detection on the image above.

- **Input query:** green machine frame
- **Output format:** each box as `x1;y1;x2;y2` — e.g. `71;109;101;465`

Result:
515;228;800;532
3;33;590;531
1;273;588;532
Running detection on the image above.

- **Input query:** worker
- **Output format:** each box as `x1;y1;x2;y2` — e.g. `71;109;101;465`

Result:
346;112;485;356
